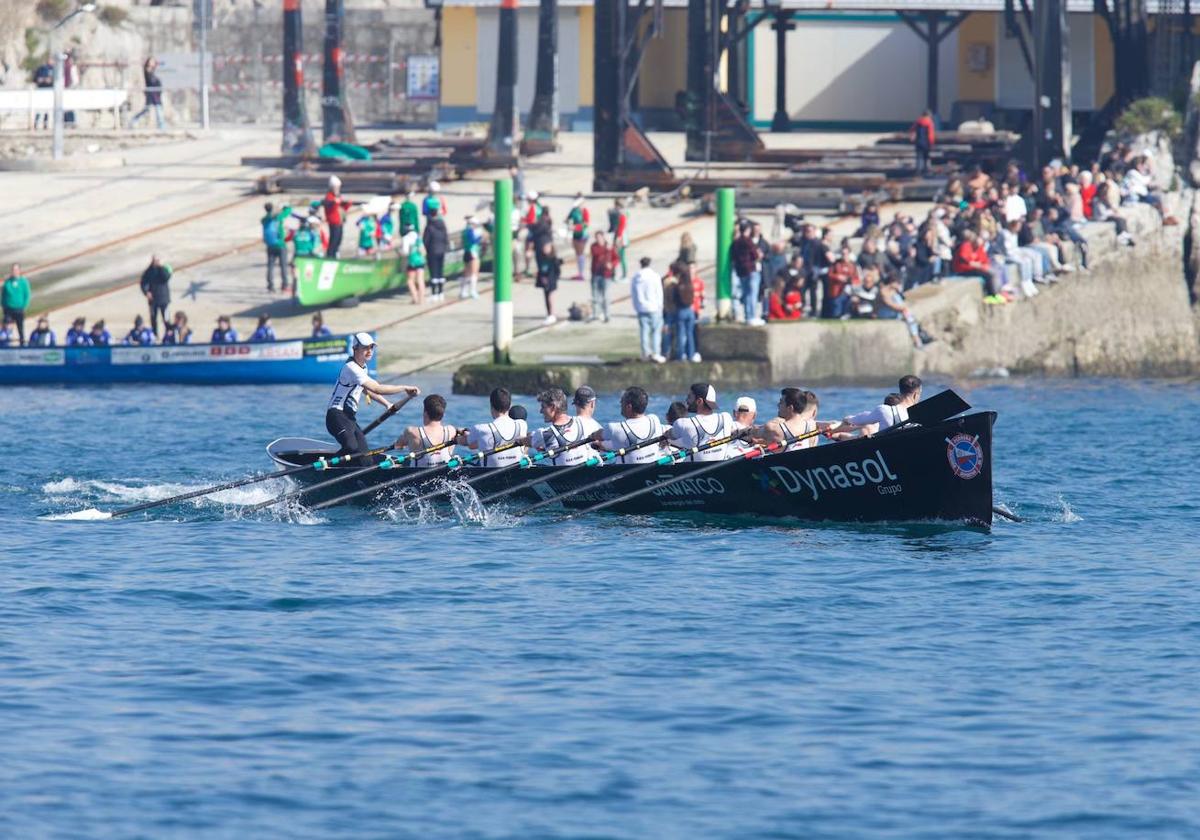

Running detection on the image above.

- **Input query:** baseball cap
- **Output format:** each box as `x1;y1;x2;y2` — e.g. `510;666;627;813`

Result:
353;332;376;348
573;385;597;407
735;396;757;413
689;383;717;404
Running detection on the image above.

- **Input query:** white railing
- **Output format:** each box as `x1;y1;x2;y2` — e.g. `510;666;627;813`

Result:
0;89;128;130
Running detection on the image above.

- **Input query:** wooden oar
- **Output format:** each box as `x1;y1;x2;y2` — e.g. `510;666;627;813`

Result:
400;435;601;507
309;439;525;510
514;430;748;517
361;392;415;436
107;445;391;519
241;438;456;514
560;441;784;521
479;433;671;505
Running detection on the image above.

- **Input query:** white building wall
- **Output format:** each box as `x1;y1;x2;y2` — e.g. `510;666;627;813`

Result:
475;7;580;115
752;14;959;125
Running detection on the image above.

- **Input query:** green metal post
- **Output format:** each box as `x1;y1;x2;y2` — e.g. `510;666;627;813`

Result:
715;187;735;320
493;178;514;364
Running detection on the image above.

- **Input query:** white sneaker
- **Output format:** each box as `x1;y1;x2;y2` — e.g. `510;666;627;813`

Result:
749;318;766;327
651;354;666;364
543;315;557;326
691;352;702;363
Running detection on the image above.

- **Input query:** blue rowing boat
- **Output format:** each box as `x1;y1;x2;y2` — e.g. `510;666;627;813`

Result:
0;334;367;385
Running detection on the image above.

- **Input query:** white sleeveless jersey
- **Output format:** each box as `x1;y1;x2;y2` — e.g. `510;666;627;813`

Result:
777;418;817;451
534;417;602;466
604;415;666;464
413;425;455;467
467;416;528;467
328;360;369;415
670;412;735;462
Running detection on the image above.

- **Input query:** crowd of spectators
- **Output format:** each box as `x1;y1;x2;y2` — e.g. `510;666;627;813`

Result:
723;146;1170;346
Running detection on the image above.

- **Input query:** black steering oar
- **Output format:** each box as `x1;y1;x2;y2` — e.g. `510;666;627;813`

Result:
106;445;392;520
514;430;748;518
242;438;456;515
560;441;784;521
480;433;671;505
401;435;602;507
309;439;525;510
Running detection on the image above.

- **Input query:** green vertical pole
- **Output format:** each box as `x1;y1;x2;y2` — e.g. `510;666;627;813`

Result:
715;187;735;321
493;178;514;364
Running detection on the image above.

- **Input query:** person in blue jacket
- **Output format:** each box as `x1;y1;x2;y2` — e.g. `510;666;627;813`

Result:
27;317;57;347
122;315;155;346
66;317;92;346
249;314;277;343
311;312;332;338
211;315;238;343
89;320;112;346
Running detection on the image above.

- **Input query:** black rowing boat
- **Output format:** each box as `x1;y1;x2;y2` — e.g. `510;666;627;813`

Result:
267;409;996;528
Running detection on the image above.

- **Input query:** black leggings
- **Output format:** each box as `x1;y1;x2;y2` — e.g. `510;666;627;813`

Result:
326;407;368;456
3;308;25;345
327;224;344;259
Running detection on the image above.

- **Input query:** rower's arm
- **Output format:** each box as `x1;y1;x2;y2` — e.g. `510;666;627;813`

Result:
362;378;420;398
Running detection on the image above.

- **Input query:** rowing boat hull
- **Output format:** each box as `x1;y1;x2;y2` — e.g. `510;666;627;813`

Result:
269;411;996;527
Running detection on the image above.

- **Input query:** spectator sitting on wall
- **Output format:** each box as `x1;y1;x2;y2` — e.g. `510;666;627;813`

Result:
822;243;856;319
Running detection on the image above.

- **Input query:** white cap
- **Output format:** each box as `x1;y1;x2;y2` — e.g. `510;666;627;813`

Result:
429;180;441;192
328;175;341;189
353;332;376;348
735;396;757;413
527;190;539;200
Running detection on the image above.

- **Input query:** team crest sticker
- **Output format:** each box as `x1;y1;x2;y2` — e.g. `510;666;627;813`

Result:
946;434;983;480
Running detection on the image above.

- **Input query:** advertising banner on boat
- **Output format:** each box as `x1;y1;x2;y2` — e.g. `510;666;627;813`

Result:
2;348;65;366
111;341;304;365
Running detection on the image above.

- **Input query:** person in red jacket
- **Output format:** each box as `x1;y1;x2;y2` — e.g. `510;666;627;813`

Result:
952;230;1002;298
910;109;936;176
322;176;353;259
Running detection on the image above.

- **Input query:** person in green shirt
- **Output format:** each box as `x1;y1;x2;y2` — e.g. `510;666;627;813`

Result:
2;263;31;346
402;231;426;305
399;188;420;238
289;217;319;292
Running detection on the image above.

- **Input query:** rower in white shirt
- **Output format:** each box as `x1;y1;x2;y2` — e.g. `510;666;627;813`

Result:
529;387;601;466
456;387;528;467
668;382;737;462
594;386;666;464
832;374;922;437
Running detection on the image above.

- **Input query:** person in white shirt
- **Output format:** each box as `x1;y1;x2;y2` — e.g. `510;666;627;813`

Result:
396;393;457;467
571;385;603;436
456;387;528;467
325;332;419;456
528;387;600;466
730;396;758;453
668;383;738;462
595;386;666;464
833;375;922;437
630;256;665;363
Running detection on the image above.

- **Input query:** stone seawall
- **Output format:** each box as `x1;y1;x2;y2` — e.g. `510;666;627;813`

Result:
699;203;1200;383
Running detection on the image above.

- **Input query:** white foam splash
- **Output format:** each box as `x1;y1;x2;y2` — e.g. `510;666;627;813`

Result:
42;478;84;494
1054;495;1083;523
39;508;112;521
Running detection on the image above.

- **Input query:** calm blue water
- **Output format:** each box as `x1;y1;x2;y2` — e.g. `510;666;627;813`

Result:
2;379;1198;838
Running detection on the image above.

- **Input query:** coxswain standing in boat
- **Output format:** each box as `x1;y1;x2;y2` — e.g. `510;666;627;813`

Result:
668;383;739;461
830;375;922;437
593;386;666;464
326;332;419;457
455;387;528;467
528;388;602;466
396;394;456;467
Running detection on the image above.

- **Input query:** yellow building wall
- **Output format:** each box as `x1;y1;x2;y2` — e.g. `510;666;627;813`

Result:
638;10;688;109
1094;15;1114;106
441;6;477;107
578;5;594;107
957;12;996;102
